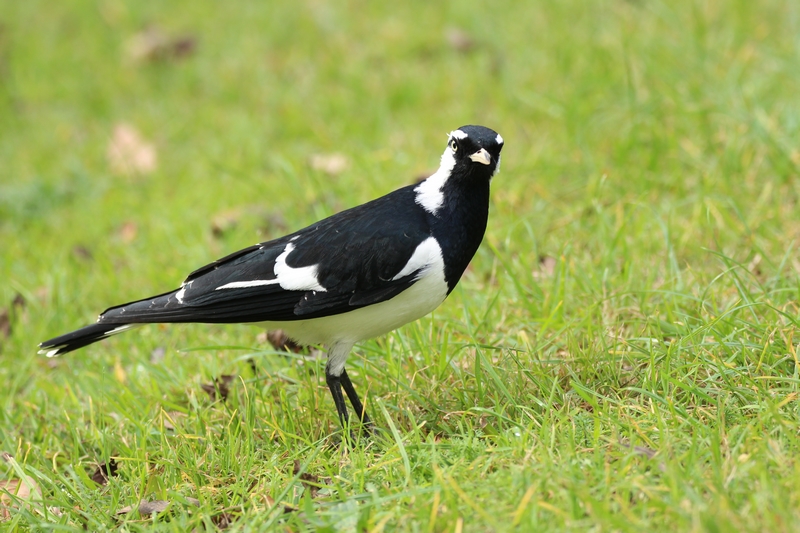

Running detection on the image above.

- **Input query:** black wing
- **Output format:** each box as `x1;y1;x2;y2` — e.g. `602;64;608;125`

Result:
98;185;433;325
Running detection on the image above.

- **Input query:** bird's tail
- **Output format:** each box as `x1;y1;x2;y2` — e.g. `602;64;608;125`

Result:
39;280;283;357
38;288;184;357
38;323;141;357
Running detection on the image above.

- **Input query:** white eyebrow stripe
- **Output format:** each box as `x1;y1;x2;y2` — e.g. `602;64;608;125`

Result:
495;133;504;145
450;129;468;140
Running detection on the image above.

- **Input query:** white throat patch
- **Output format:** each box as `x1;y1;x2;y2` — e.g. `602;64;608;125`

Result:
414;144;456;215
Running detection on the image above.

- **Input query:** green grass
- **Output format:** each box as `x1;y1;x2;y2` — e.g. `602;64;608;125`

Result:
2;0;800;530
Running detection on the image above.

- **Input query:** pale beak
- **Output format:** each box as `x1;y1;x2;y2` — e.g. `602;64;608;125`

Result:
468;148;492;165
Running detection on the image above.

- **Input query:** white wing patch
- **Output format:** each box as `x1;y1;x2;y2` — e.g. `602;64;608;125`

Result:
103;324;137;336
215;242;326;292
214;279;280;290
273;242;326;291
392;237;443;281
175;280;193;303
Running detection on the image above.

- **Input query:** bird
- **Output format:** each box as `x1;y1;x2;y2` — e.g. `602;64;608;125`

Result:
39;125;504;433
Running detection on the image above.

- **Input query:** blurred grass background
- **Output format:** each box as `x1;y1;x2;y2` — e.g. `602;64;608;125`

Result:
1;0;800;530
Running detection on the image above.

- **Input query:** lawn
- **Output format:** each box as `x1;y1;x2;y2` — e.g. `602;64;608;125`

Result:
1;0;800;530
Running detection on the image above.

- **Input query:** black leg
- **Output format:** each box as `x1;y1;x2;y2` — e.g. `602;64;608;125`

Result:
340;369;372;427
325;370;350;428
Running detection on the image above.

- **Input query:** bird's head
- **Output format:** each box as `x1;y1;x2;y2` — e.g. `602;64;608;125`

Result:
443;125;504;180
414;125;504;215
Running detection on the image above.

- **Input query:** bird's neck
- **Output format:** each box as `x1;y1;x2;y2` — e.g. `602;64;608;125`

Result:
430;179;491;292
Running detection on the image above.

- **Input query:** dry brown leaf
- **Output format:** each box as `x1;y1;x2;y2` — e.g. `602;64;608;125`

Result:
631;445;657;459
445;28;476;52
245;357;258;376
264;330;304;353
262;492;297;514
1;452;41;520
160;410;186;431
211;206;288;240
211;511;235;529
126;25;196;63
114;504;133;515
117;221;138;243
309;153;349;175
0;293;25;341
201;375;235;401
90;458;118;486
117;500;169;516
210;208;242;238
258;210;288;235
748;253;764;279
0;310;9;341
34;287;49;302
620;442;666;472
535;255;557;277
72;245;93;261
107;123;157;176
150;346;165;364
115;497;199;517
135;501;173;515
292;460;320;498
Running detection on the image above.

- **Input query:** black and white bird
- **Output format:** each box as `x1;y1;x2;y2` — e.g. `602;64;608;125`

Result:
39;125;504;432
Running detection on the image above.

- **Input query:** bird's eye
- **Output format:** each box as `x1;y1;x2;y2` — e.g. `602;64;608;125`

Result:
449;139;458;152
